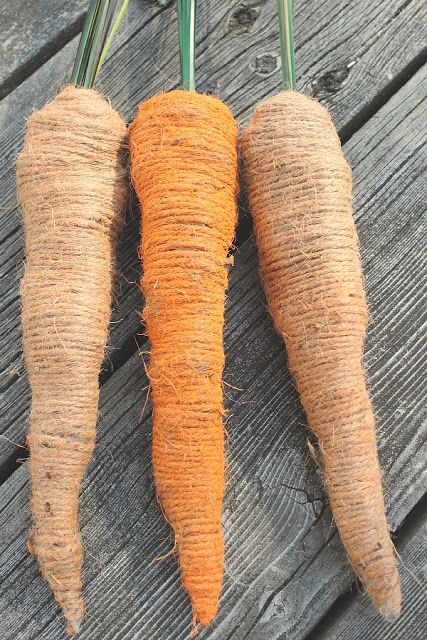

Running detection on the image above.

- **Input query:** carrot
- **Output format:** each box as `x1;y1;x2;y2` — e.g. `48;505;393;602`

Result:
129;88;238;628
241;1;401;621
128;2;238;626
16;4;128;634
242;89;401;621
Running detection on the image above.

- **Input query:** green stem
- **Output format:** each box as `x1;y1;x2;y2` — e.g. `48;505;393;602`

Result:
83;0;112;88
277;0;296;90
71;0;128;89
95;0;129;81
177;0;197;91
70;0;101;86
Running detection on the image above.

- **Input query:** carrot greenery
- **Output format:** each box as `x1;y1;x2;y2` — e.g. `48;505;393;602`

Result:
277;0;295;89
71;0;129;88
177;0;197;91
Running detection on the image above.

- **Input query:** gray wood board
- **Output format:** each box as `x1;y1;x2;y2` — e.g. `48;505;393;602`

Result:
0;0;169;98
313;499;427;640
0;0;86;98
0;65;426;640
1;0;426;466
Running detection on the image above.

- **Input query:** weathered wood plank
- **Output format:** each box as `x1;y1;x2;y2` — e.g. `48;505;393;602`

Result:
1;0;426;469
0;0;86;99
0;0;169;99
312;499;427;640
0;65;425;639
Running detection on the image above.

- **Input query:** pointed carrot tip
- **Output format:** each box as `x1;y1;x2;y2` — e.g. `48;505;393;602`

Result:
379;603;401;621
191;598;219;629
66;619;82;636
371;568;402;621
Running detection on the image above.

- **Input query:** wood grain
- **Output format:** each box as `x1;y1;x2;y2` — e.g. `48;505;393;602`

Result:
0;0;86;99
1;0;426;469
0;64;425;640
0;0;170;98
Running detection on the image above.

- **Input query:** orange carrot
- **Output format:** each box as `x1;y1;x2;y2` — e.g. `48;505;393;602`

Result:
241;90;401;619
17;85;127;634
129;89;238;626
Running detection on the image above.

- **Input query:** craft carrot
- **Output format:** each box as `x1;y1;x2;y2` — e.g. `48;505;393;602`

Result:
129;3;238;626
130;88;237;627
16;3;128;634
241;1;401;620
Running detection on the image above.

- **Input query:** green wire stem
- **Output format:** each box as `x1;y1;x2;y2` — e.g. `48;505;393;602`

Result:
71;0;101;86
277;0;296;90
177;0;197;91
83;0;113;88
95;0;129;81
71;0;128;89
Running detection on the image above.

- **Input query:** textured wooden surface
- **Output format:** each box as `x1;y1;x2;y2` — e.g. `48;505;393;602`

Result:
0;1;426;639
0;0;86;98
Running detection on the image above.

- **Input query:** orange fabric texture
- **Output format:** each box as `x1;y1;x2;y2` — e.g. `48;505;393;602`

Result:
241;90;401;620
129;90;238;626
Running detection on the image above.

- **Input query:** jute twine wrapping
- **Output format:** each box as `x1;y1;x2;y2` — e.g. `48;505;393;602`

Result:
17;85;127;634
129;90;238;626
241;90;401;619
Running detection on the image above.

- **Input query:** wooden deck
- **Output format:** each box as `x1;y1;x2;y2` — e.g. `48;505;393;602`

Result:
1;1;426;638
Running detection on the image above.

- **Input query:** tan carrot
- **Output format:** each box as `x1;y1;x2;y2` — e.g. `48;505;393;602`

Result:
17;84;127;634
129;88;238;626
241;88;401;620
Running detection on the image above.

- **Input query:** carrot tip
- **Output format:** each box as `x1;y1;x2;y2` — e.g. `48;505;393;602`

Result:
379;604;401;621
66;619;82;636
192;605;217;629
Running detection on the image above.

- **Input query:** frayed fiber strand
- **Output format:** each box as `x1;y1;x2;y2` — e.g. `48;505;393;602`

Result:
241;90;401;620
129;90;238;626
17;85;127;633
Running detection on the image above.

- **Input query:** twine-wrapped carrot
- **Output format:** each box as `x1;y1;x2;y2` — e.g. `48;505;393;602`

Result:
241;0;401;619
129;1;238;627
16;2;128;633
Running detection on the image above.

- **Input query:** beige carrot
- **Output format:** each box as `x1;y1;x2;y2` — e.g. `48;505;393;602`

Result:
241;89;401;620
17;85;127;633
